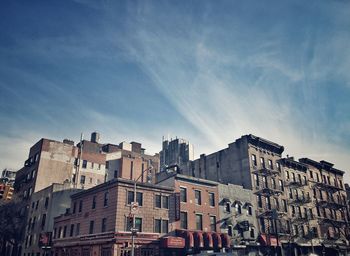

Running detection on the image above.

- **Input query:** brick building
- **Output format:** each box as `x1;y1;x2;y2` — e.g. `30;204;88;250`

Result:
53;178;173;256
156;171;230;255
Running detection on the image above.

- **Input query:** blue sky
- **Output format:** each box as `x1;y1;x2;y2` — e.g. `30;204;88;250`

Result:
1;0;350;180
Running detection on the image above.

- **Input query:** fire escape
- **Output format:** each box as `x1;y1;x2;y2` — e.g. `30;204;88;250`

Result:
285;177;315;244
312;178;348;244
253;164;286;246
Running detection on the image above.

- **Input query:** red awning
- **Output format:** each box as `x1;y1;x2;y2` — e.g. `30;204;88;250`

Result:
193;232;204;249
179;231;194;249
220;233;231;248
203;232;213;249
212;232;222;249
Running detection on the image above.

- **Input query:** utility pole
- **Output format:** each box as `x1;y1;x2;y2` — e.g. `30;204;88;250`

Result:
130;164;153;256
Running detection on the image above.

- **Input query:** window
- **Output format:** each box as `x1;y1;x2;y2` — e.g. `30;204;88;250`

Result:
272;179;276;189
251;154;257;166
260;157;265;168
250;228;255;238
268;159;273;169
262;176;267;188
276;162;281;171
339;180;343;189
303;176;307;185
225;202;231;212
209;193;215;207
266;197;271;210
105;161;109;169
114;170;118;178
73;202;77;214
283;199;287;212
257;195;262;208
104;191;109;207
58;227;62;238
70;224;74;237
196;214;203;230
101;218;107;232
44;197;49;208
155;195;161;208
254;174;259;186
63;226;67;238
316;173;320;182
289;189;293;199
210;216;216;232
248;206;253;215
76;223;80;236
135;217;142;232
41;214;46;229
279;180;284;191
80;175;86;184
92;196;97;209
236;203;242;214
162;196;169;209
79;200;83;212
285;170;289;180
195;190;201;205
35;200;39;210
180;212;188;229
89;177;93;184
309;170;313;179
162;219;169;233
154;219;161;233
82;160;87;168
292;172;296;182
127;191;143;206
180;187;187;202
89;221;94;234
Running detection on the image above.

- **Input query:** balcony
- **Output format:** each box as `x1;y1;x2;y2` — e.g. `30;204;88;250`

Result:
288;197;312;206
291;214;313;224
257;208;287;219
252;167;279;177
316;200;346;210
311;181;342;193
254;187;283;197
285;180;308;188
317;217;346;228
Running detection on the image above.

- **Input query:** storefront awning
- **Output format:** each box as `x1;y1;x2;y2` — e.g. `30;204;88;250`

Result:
203;232;213;249
212;232;222;249
193;232;204;248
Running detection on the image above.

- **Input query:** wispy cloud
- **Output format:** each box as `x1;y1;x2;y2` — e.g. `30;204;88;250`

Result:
1;0;350;182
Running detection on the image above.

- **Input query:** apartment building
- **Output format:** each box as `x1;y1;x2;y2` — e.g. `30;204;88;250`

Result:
156;171;230;255
218;183;258;254
53;178;173;256
22;183;81;256
159;137;194;172
298;158;348;255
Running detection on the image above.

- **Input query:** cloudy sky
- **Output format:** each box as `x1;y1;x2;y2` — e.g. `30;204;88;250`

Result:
1;0;349;180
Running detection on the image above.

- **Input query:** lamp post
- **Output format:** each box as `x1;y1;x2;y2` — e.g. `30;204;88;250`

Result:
130;165;153;256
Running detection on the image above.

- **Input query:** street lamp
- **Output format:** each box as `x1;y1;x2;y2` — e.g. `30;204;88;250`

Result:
130;164;153;256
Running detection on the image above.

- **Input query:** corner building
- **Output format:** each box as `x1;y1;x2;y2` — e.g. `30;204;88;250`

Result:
53;178;173;256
